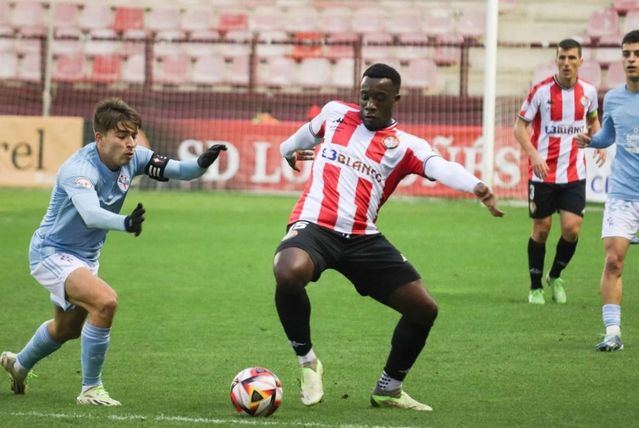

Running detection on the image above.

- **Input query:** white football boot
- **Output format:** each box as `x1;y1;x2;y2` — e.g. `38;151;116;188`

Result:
77;385;121;406
300;359;323;406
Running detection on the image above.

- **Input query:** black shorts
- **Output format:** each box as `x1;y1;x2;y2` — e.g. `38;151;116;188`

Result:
528;180;586;219
275;221;420;301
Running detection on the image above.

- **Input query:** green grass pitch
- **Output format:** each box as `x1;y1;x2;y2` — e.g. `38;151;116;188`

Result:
0;187;637;427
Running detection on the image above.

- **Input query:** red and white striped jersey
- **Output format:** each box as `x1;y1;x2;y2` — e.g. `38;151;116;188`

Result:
519;75;598;184
289;100;439;235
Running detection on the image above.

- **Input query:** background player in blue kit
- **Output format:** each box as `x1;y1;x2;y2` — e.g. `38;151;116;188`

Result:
577;30;639;351
0;97;226;405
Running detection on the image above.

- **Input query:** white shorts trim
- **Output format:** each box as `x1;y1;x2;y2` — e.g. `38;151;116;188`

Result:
30;253;99;311
602;198;639;240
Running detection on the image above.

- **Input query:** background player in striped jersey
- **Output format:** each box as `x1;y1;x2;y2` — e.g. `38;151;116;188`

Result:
577;29;639;351
514;38;606;305
0;98;226;405
273;63;503;411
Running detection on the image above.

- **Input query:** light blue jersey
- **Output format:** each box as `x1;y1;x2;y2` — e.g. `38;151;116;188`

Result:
589;85;639;200
29;142;205;267
29;143;153;267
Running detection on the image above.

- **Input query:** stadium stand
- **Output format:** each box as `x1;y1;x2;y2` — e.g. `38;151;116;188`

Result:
0;52;18;80
78;4;113;31
604;60;626;89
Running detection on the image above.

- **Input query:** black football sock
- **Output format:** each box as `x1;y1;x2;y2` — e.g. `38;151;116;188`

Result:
275;287;312;356
528;237;545;290
549;237;578;279
382;316;432;382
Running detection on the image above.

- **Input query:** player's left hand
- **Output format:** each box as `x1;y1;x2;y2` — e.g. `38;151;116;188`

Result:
285;150;314;172
594;149;607;167
575;133;591;148
473;183;504;217
197;144;227;168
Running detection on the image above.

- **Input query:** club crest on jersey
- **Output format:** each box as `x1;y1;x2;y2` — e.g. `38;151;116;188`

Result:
580;96;589;107
73;177;93;190
382;135;399;149
117;173;130;192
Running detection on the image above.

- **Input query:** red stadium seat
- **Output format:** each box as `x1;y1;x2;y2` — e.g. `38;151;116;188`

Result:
324;32;358;60
579;60;602;87
586;9;620;39
362;32;395;63
53;53;86;82
121;53;145;84
297;57;331;87
84;29;120;56
216;11;248;32
319;7;352;33
457;10;485;40
352;7;385;34
90;55;122;83
330;57;356;89
604;61;625;89
18;52;41;82
113;7;145;33
291;32;323;60
192;55;225;84
384;10;422;35
52;28;83;55
181;8;214;32
0;52;18;79
10;2;45;32
258;56;296;87
79;4;113;31
155;55;192;84
146;8;181;33
52;3;80;29
404;58;438;91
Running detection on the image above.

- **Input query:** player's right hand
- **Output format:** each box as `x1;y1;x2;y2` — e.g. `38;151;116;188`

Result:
285;150;314;172
473;183;504;217
576;133;591;148
530;152;549;180
124;203;145;237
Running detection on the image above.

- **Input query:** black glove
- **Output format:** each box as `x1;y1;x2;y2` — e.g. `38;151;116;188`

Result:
197;144;227;168
124;203;145;237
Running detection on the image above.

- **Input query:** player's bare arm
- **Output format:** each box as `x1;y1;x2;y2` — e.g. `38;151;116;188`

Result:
586;113;606;166
514;117;548;179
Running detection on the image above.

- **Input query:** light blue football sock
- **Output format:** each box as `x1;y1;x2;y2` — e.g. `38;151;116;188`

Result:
81;322;111;387
16;320;62;370
602;304;621;335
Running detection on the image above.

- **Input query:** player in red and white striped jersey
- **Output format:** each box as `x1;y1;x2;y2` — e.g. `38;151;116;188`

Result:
514;38;606;305
273;63;503;411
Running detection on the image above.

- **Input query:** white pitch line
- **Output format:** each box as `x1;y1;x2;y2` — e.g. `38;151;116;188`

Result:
4;411;418;428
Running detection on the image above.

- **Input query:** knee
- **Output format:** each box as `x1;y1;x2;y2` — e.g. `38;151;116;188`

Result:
604;255;624;277
94;291;118;321
562;226;580;242
410;298;438;326
273;259;311;294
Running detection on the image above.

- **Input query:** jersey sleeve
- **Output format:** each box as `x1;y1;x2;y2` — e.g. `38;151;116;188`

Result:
586;84;599;116
404;136;441;178
309;100;355;138
133;145;154;176
58;160;100;199
518;86;541;122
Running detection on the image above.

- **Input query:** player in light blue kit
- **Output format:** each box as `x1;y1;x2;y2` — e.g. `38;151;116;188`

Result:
576;30;639;352
0;98;226;405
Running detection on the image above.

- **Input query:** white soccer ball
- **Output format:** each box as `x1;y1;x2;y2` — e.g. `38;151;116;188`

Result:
230;367;283;417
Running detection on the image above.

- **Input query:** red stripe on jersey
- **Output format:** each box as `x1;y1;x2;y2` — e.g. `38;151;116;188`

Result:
332;111;361;146
364;130;393;163
545;137;561;182
550;83;563;121
289;168;316;223
316;120;326;138
316;163;341;229
352;178;373;233
567;138;579;182
573;82;585;120
379;148;423;208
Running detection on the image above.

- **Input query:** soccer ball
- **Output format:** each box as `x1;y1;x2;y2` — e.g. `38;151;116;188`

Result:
230;367;283;417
